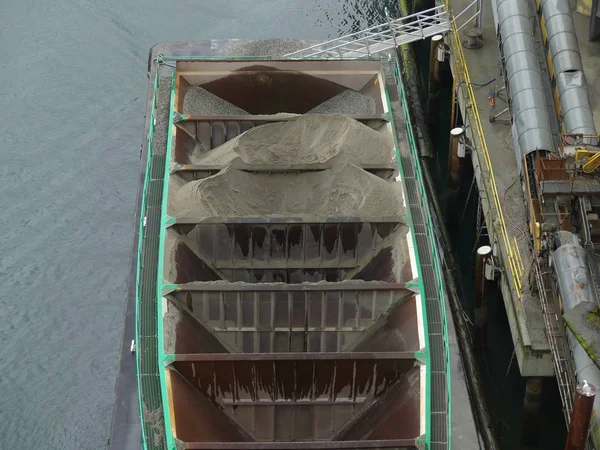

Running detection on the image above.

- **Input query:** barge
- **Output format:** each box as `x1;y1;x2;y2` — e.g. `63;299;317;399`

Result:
109;37;479;450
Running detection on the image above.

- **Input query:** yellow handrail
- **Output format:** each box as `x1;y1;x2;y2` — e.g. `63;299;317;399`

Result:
583;151;600;173
447;15;525;296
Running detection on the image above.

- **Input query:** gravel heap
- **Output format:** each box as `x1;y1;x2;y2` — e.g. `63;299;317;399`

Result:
196;114;394;167
308;89;376;115
152;76;173;156
227;38;320;58
182;86;249;115
558;230;575;246
169;162;403;221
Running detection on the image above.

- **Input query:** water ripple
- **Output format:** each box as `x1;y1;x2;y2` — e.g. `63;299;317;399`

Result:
0;1;390;448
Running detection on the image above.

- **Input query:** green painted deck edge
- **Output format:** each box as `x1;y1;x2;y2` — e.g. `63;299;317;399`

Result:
386;57;453;449
135;72;159;450
137;54;450;449
157;73;177;450
381;65;432;450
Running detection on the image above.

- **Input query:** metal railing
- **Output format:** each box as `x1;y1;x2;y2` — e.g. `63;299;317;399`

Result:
534;263;576;424
387;56;452;450
453;0;483;32
284;5;449;59
446;14;525;298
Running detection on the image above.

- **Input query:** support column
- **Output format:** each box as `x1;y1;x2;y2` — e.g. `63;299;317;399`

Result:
448;127;465;188
427;35;444;127
521;377;544;445
591;0;600;41
565;381;596;450
474;245;492;344
446;127;465;222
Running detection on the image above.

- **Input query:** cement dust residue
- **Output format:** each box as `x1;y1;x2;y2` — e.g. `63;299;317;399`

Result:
163;227;228;285
196;114;395;167
163;300;183;354
142;402;166;448
345;226;410;283
170;162;404;221
164;229;188;283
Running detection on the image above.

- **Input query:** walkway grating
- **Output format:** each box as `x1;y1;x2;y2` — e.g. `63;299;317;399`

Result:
136;75;171;450
382;57;451;449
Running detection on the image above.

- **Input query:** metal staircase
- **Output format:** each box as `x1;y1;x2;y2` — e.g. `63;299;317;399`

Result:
284;5;449;59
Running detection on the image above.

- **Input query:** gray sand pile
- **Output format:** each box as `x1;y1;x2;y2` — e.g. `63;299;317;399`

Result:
169;162;404;220
308;90;376;115
226;38;320;58
196;114;394;167
182;86;249;115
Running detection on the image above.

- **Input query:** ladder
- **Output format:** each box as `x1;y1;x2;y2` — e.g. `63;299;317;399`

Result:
284;5;449;59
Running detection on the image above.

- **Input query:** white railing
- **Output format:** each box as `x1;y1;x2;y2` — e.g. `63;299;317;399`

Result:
284;5;450;59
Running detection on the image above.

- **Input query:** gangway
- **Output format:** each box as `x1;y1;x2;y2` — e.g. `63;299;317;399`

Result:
284;5;449;59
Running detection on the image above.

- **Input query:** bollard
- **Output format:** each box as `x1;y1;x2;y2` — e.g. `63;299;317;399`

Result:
521;378;544;445
565;381;596;450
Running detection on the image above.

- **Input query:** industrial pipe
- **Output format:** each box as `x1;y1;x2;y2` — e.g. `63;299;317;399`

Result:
539;0;598;144
496;0;555;171
553;233;600;446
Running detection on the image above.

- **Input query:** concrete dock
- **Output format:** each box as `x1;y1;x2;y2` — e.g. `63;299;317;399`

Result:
446;0;547;376
444;0;600;375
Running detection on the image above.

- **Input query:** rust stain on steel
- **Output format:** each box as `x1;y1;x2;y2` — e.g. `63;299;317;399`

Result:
199;66;348;114
565;382;596;450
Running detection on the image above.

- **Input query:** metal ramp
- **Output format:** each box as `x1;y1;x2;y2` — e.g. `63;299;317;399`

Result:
284;5;449;59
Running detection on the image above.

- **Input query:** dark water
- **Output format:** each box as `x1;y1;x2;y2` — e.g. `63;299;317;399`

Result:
0;1;399;448
444;98;566;450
